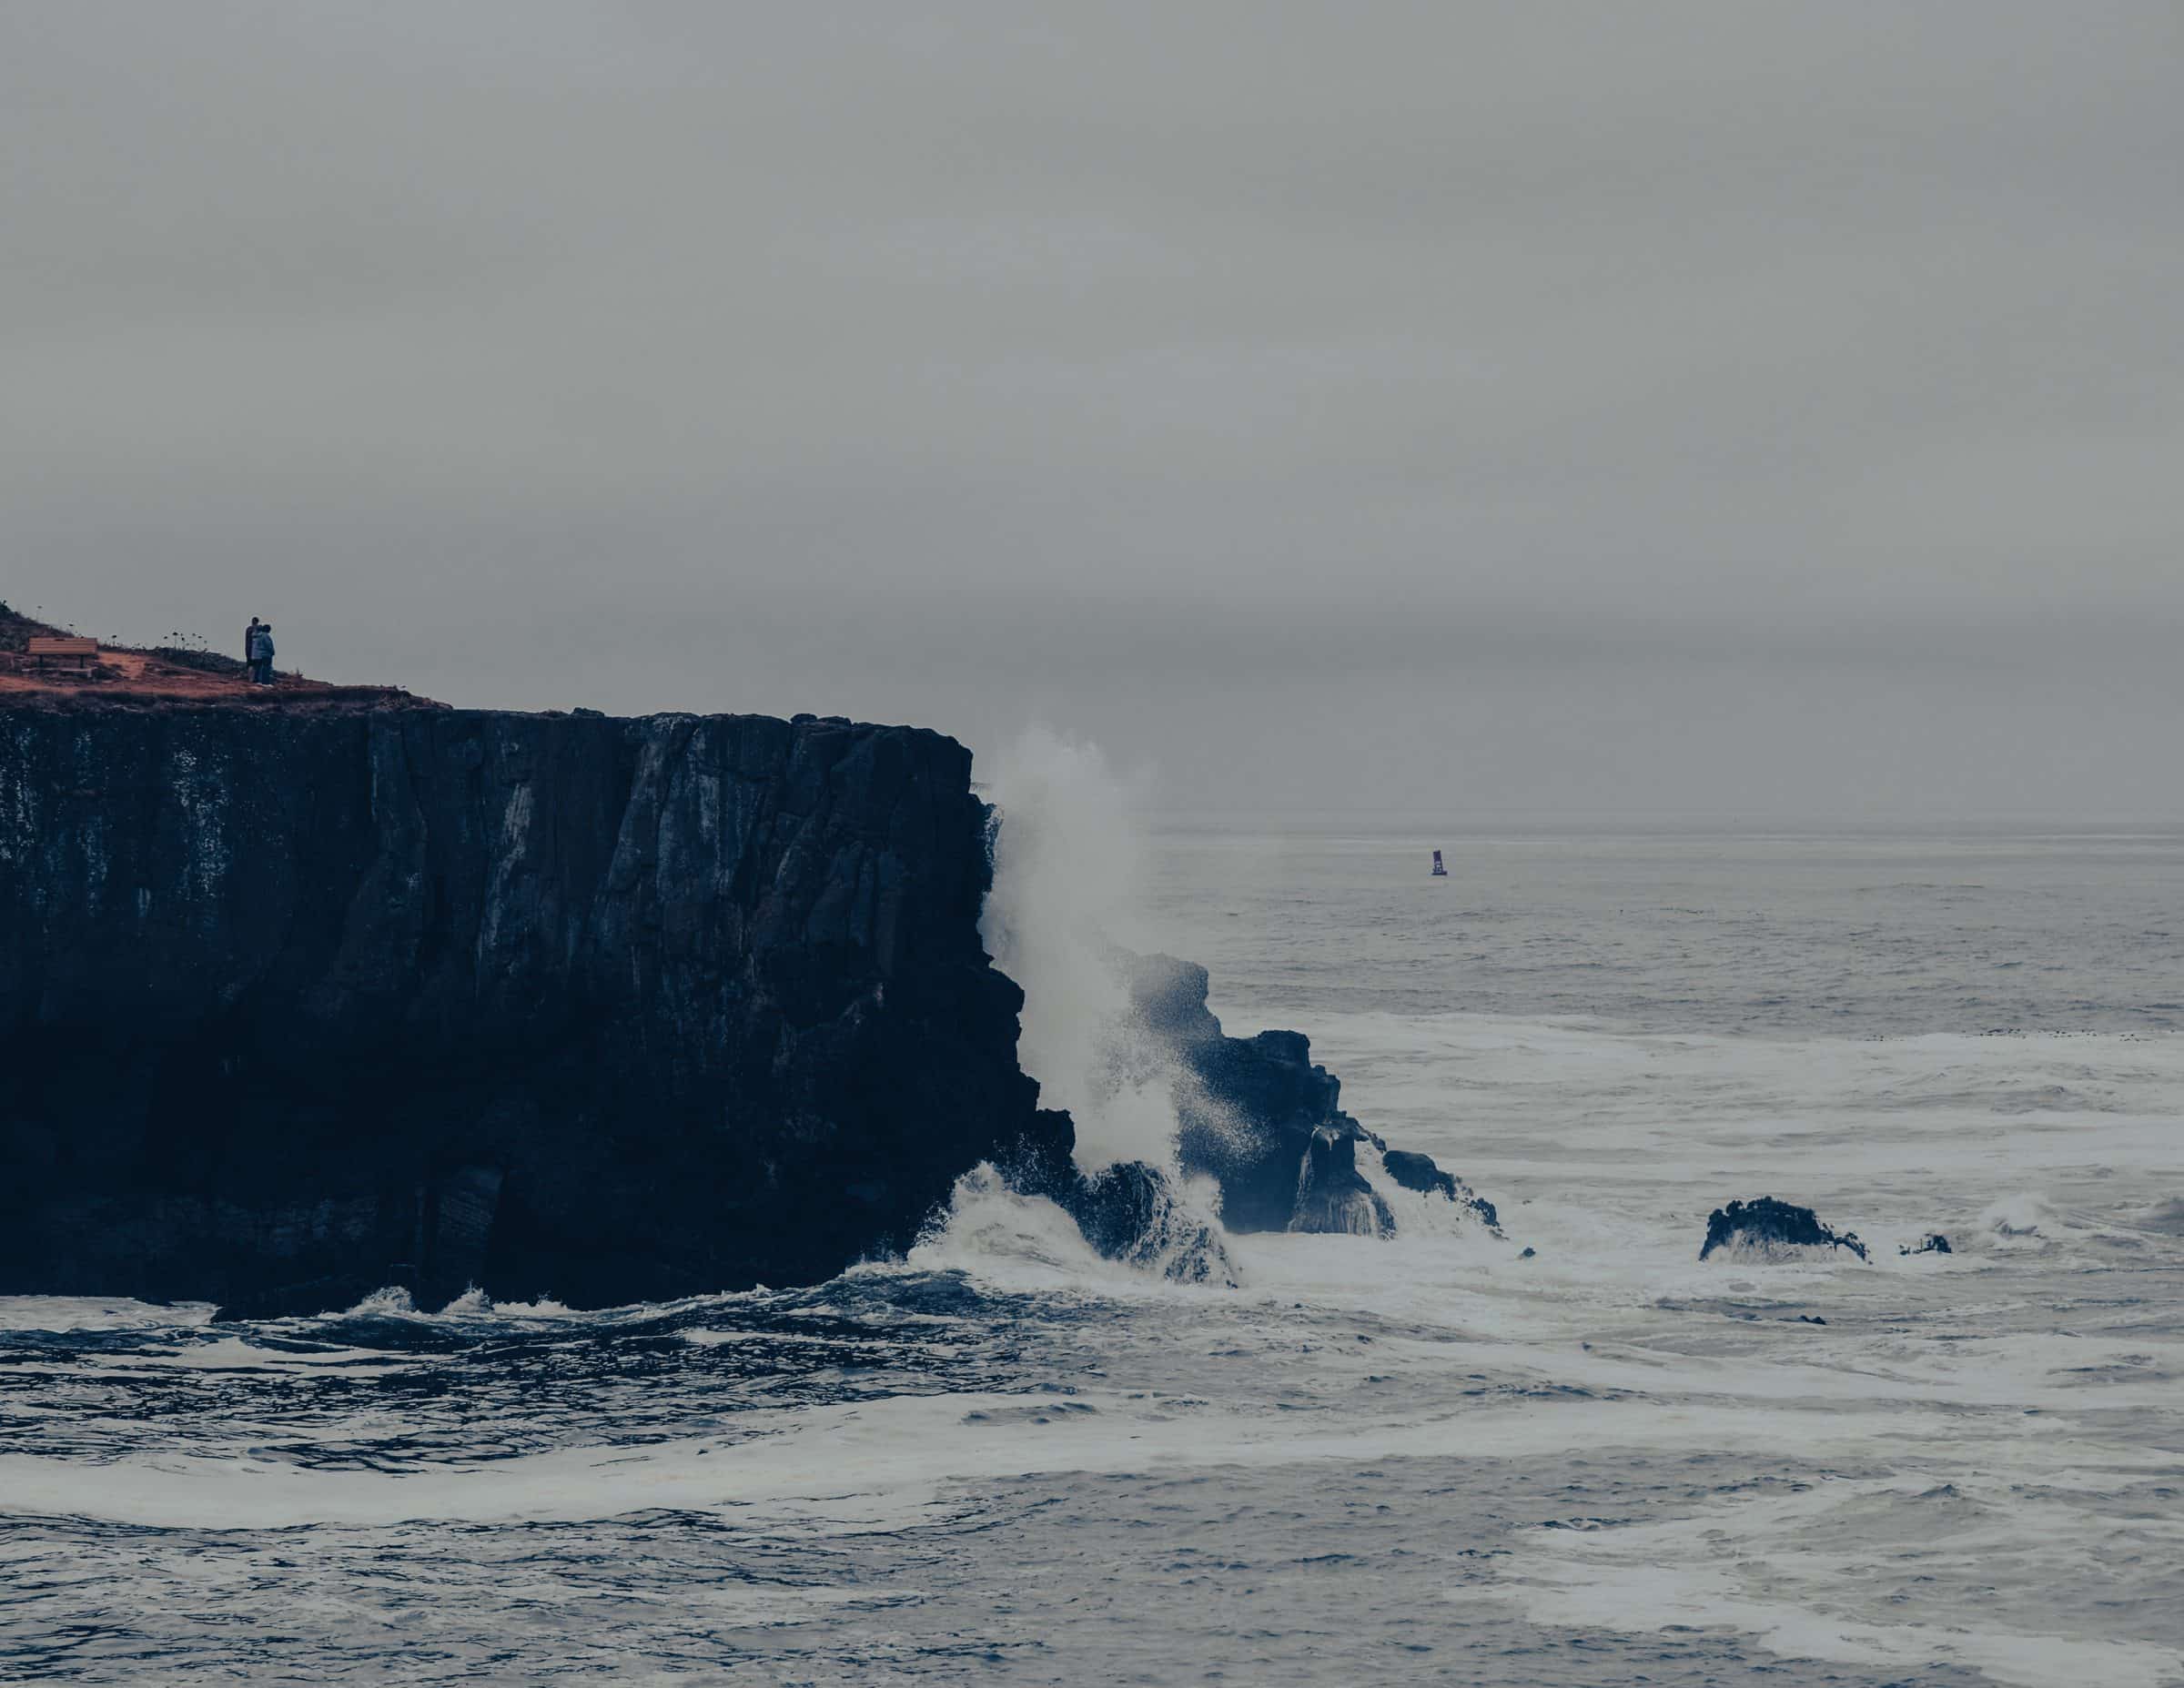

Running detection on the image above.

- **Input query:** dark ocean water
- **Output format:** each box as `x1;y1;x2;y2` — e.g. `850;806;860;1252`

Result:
5;824;2181;1685
1153;822;2184;1035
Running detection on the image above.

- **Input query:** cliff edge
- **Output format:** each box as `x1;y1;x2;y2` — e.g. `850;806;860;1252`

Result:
0;602;429;713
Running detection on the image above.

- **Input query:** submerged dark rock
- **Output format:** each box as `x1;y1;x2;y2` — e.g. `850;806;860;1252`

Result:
0;706;1069;1313
1289;1127;1394;1238
1900;1233;1953;1256
1699;1197;1869;1263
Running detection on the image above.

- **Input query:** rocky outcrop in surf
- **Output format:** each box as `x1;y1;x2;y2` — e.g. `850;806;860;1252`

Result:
1120;951;1350;1232
1699;1197;1869;1263
1120;950;1499;1238
1378;1147;1501;1230
0;704;1069;1313
1899;1232;1952;1256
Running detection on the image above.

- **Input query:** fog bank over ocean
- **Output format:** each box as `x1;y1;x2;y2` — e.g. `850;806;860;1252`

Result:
7;2;2181;819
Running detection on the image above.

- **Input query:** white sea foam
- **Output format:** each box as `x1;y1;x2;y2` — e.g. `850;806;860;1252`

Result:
340;1286;419;1317
0;1383;1982;1535
0;1296;217;1333
1484;1469;2184;1688
1981;1190;2058;1245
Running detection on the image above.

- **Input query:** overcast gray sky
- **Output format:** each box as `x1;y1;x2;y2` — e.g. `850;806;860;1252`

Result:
4;2;2179;817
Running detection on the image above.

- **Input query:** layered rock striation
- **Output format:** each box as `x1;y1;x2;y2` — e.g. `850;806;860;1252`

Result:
0;705;1066;1313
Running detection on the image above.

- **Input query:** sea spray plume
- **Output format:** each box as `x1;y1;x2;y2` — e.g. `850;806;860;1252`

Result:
972;728;1484;1266
977;728;1233;1282
979;727;1176;1172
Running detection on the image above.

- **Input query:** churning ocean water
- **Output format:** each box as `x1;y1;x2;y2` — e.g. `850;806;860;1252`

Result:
5;820;2183;1686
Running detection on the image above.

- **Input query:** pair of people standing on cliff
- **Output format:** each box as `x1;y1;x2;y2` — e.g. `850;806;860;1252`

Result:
244;616;276;685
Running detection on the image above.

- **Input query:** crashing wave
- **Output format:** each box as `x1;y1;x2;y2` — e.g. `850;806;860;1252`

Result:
1067;1162;1237;1285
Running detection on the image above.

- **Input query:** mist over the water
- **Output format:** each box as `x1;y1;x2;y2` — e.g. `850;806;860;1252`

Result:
7;5;2181;817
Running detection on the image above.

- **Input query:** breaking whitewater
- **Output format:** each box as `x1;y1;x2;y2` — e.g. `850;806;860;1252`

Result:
5;744;2181;1686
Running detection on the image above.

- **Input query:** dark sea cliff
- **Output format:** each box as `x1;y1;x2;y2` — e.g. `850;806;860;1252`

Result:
0;706;1059;1312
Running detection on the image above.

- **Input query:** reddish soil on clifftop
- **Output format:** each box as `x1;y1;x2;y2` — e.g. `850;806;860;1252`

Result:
0;605;441;713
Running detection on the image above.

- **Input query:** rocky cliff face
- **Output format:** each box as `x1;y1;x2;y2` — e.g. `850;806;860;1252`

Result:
0;705;1064;1312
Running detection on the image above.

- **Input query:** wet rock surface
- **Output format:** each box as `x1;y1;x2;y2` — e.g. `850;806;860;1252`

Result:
1289;1127;1395;1238
1699;1197;1870;1263
0;707;1066;1311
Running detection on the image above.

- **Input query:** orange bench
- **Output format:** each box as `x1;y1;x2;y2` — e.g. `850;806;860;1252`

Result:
26;636;97;672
